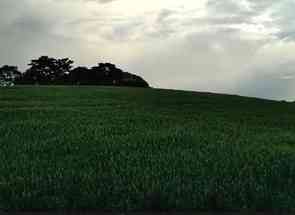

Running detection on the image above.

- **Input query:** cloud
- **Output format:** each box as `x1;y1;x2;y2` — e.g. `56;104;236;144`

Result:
1;0;295;100
94;0;118;3
235;40;295;100
207;0;295;42
271;0;295;40
128;29;265;90
53;0;118;3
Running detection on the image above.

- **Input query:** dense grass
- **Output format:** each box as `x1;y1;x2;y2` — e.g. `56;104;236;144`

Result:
1;85;295;211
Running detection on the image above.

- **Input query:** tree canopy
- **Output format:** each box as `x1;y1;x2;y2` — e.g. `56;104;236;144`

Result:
10;56;149;87
20;56;74;84
0;65;21;86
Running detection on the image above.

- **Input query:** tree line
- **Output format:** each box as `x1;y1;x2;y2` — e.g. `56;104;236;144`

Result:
0;56;149;87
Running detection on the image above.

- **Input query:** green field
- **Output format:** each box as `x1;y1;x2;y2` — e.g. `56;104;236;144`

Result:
1;86;295;211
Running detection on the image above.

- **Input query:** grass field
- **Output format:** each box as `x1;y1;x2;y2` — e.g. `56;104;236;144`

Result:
1;86;295;211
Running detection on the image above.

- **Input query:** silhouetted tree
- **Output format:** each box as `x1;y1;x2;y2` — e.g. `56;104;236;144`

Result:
89;63;123;85
69;66;89;85
120;72;149;87
22;56;74;84
12;56;150;87
0;65;21;86
54;58;74;84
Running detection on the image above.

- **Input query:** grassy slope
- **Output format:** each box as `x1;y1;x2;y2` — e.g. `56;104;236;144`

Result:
1;86;295;211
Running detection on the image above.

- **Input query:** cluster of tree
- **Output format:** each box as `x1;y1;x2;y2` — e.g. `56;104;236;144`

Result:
0;56;149;88
0;65;21;86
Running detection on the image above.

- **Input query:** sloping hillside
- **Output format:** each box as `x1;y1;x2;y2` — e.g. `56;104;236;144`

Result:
1;86;295;211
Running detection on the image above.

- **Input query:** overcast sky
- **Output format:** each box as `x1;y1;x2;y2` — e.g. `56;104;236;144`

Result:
1;0;295;100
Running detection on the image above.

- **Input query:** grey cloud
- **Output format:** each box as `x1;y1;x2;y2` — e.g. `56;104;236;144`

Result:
156;9;176;23
102;19;144;41
0;1;98;70
128;30;268;93
236;63;295;101
146;9;179;39
182;16;254;30
206;0;259;22
271;0;295;40
247;0;295;42
247;0;276;10
10;15;54;35
68;14;146;42
207;0;295;42
96;0;118;3
68;8;180;42
128;25;295;101
207;0;245;14
53;0;118;3
0;0;29;27
1;0;295;101
207;0;273;16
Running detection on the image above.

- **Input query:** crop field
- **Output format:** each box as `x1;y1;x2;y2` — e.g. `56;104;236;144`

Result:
1;86;295;211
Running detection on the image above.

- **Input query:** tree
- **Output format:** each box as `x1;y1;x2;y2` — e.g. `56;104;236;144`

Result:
120;72;149;87
13;56;150;87
54;58;74;84
26;56;56;84
68;66;89;85
23;56;74;84
89;63;123;85
0;65;21;86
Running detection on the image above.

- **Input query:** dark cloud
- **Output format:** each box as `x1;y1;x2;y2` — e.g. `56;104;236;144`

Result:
0;0;100;70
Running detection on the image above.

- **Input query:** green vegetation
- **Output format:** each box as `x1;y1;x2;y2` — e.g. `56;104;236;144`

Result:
1;86;295;211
